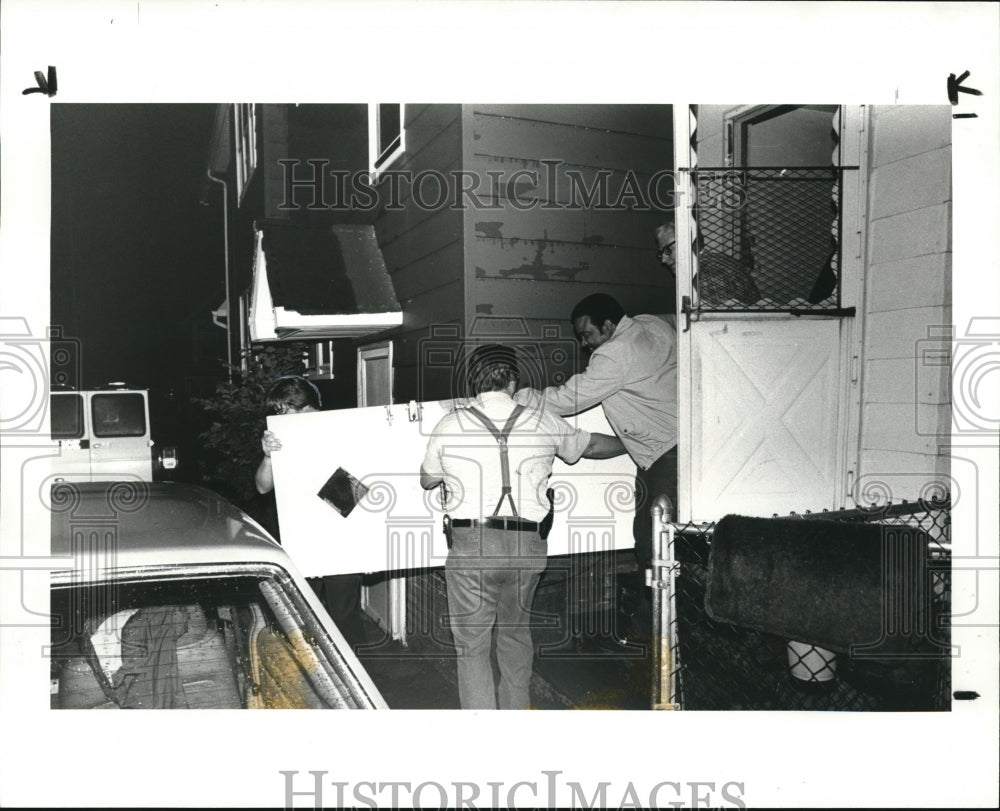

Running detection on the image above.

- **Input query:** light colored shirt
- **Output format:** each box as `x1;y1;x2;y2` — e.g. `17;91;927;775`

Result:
515;314;677;470
421;391;591;522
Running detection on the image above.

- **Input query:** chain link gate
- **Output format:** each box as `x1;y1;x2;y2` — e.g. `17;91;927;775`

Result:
650;498;951;711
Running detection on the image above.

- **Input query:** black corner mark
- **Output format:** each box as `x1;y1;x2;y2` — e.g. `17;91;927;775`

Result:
22;65;57;97
953;690;980;701
317;467;370;518
947;70;982;105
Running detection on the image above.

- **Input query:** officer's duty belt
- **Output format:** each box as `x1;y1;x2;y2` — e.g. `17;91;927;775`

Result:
450;516;540;533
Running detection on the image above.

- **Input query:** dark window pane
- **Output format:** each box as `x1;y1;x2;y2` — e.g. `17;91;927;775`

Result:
378;103;401;155
51;394;84;439
91;393;146;437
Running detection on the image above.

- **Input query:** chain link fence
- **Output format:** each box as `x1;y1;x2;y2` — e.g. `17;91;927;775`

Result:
656;498;951;711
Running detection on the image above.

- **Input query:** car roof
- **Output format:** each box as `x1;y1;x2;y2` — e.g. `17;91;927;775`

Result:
51;481;288;573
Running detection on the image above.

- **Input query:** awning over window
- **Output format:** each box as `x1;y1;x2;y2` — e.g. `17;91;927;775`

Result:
249;221;402;341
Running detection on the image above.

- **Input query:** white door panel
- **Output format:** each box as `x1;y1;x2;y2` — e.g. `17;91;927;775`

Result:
690;318;842;517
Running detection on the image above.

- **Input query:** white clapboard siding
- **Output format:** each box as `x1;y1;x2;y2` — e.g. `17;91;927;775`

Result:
858;106;951;496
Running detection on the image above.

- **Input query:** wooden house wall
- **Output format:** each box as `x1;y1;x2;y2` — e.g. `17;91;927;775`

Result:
372;104;465;402
464;105;674;388
857;105;952;496
261;104;290;221
283;103;370;226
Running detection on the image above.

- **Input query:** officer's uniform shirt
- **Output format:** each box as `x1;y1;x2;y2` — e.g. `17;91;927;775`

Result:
421;390;590;522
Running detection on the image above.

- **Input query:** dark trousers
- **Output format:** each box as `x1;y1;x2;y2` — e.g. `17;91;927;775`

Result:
619;446;677;640
632;446;678;570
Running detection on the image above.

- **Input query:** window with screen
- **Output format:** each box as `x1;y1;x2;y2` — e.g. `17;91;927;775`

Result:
692;105;851;312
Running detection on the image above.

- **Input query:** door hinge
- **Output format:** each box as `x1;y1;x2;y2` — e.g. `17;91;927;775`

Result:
851;354;859;383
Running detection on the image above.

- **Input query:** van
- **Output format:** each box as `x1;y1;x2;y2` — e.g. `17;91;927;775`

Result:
50;386;176;482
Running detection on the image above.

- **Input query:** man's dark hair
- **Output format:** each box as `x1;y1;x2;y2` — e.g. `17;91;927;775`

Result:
465;344;520;396
265;375;322;416
571;293;626;328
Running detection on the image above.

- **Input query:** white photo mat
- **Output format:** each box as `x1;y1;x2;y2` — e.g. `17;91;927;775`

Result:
0;1;996;809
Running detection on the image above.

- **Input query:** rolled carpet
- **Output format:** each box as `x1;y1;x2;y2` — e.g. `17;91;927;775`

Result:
705;514;944;657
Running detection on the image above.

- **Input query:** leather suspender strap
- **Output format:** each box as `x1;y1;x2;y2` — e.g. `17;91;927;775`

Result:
464;404;526;517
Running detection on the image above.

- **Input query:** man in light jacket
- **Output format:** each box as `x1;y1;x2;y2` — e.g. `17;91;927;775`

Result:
515;293;677;644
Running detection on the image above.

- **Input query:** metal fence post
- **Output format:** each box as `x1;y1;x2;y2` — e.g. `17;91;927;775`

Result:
650;494;680;710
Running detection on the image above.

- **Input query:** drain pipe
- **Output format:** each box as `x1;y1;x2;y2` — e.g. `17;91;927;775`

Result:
204;169;232;381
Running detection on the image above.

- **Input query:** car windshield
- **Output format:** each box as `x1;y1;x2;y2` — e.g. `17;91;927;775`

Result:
50;567;373;709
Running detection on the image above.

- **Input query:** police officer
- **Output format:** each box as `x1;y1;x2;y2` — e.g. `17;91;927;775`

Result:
420;344;624;709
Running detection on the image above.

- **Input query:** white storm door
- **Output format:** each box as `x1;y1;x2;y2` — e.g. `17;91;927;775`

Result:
674;104;864;522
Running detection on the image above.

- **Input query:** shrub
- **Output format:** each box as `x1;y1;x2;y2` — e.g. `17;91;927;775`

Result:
192;343;309;507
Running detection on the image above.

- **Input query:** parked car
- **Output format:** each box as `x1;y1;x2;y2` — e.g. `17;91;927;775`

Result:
49;481;388;710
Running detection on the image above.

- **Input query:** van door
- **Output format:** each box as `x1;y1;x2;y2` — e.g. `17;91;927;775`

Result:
87;391;154;481
51;392;92;481
673;105;865;521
